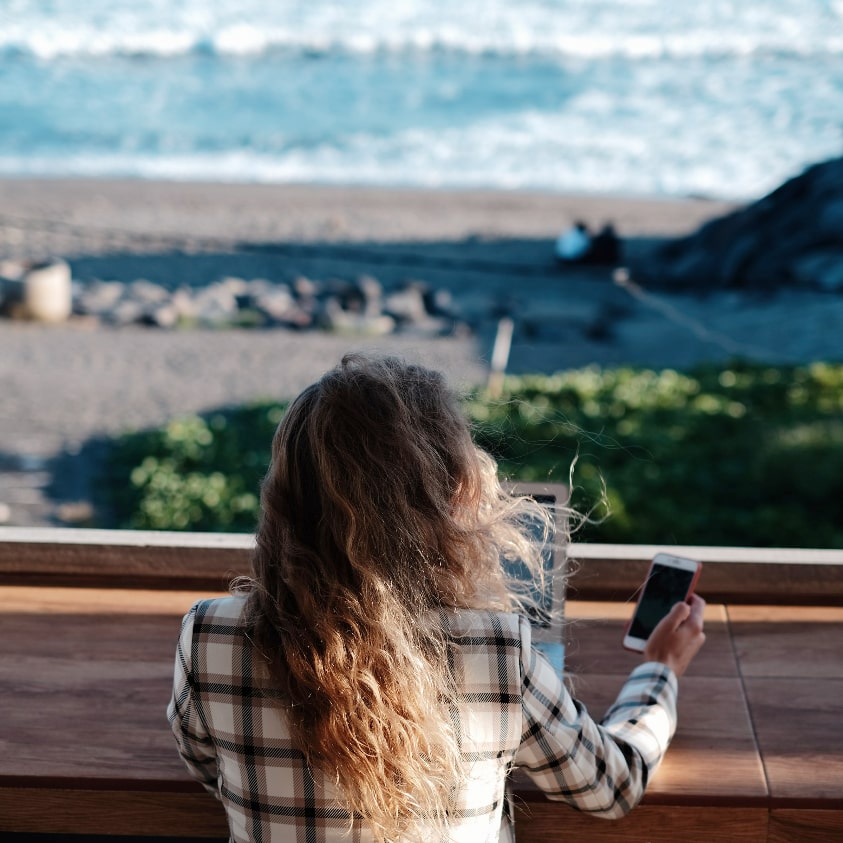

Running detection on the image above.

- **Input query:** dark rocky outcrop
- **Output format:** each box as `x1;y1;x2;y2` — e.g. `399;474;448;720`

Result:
631;157;843;292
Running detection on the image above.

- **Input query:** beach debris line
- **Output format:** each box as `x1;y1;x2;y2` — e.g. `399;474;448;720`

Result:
0;266;468;336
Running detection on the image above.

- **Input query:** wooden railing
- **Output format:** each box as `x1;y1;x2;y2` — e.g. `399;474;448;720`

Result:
1;526;841;603
1;528;842;842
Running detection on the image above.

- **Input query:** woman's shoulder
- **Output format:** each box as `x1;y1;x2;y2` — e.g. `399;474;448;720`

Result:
181;595;250;668
439;608;526;645
187;594;248;626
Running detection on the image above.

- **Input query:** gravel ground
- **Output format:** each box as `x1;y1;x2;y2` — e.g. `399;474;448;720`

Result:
0;325;487;452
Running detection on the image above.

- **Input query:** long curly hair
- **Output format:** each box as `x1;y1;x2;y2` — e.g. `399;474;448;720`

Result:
241;354;553;841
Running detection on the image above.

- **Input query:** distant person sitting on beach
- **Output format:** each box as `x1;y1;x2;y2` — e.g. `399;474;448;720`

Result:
589;222;622;264
556;221;621;266
168;354;706;843
555;219;592;261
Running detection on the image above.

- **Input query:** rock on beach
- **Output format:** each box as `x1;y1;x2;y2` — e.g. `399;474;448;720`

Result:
631;156;843;292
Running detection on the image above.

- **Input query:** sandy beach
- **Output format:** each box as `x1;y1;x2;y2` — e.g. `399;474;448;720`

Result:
1;178;842;527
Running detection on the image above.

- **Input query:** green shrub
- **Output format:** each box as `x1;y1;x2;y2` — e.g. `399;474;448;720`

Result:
102;362;843;547
469;361;843;547
103;404;285;532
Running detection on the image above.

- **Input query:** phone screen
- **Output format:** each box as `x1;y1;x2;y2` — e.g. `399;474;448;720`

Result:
628;562;696;640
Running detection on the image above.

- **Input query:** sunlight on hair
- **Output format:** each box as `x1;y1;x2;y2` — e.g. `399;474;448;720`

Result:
236;354;566;840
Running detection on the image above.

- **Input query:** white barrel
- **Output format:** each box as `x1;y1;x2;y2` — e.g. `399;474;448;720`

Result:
23;259;72;322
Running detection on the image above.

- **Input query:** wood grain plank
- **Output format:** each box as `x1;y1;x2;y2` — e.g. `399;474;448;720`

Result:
768;809;843;843
0;585;219;614
0;787;775;840
728;605;843;679
566;544;843;605
743;678;843;802
0;528;252;590
560;675;767;801
0;587;217;782
2;529;841;603
564;601;735;678
0;587;762;799
0;787;229;836
513;802;768;842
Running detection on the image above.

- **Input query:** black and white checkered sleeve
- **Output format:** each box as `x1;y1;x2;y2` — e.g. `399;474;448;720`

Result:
514;616;677;818
166;601;220;796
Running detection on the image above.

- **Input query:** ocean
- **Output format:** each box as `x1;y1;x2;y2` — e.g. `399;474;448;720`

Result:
1;0;841;200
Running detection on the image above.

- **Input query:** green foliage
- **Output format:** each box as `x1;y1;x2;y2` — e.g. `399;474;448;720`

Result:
468;361;843;547
104;403;286;531
102;362;843;547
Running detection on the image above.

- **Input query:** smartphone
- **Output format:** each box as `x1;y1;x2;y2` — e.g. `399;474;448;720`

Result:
623;553;701;652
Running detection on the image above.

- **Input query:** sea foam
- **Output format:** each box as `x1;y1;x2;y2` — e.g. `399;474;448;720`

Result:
2;0;841;60
0;0;839;199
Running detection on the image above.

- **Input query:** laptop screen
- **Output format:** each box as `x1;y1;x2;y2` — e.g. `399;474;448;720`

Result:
504;492;557;627
506;483;567;674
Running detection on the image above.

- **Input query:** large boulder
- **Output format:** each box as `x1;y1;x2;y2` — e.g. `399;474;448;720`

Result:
633;158;843;292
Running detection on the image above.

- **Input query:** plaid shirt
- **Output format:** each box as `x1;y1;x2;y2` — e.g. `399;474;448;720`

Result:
169;596;677;842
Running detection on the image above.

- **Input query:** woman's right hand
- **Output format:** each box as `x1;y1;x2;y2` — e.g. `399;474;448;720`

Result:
643;594;706;678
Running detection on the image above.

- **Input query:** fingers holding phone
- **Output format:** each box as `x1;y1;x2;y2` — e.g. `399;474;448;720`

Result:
623;553;701;652
622;553;706;678
644;594;707;678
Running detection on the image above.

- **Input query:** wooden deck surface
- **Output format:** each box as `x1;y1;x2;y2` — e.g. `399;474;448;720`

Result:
0;586;841;841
